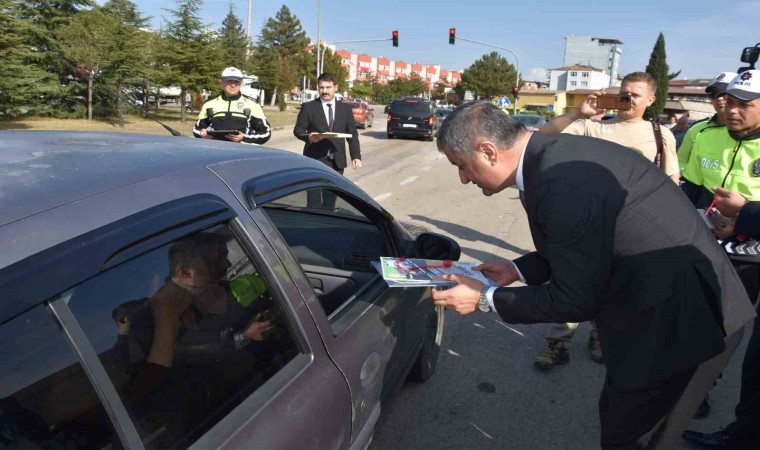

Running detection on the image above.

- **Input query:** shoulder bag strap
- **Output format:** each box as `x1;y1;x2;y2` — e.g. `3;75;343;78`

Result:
651;120;664;168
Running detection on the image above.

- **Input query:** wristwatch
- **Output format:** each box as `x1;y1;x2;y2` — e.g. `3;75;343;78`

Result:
477;286;491;313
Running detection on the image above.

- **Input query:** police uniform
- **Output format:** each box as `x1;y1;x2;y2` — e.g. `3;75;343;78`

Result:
193;93;271;145
677;115;725;173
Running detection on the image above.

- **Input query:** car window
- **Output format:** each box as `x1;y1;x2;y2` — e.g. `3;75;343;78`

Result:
0;306;120;449
63;222;300;449
343;102;361;109
390;101;432;117
261;188;389;322
514;116;544;126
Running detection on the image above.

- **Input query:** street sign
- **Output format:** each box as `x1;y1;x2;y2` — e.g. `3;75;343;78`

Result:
497;96;511;108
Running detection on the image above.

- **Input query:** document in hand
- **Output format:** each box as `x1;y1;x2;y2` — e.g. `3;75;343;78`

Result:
374;257;498;287
318;132;352;138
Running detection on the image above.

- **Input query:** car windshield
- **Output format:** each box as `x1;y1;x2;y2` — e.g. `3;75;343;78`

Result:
344;102;361;109
513;116;545;126
391;102;432;117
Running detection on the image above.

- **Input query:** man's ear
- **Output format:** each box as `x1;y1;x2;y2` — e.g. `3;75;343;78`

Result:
477;141;499;164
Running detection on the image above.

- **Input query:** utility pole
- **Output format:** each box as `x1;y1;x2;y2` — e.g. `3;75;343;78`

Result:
246;0;252;39
448;30;521;115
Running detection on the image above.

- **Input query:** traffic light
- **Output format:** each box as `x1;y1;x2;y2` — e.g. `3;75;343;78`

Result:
512;85;520;98
449;28;456;45
392;30;398;47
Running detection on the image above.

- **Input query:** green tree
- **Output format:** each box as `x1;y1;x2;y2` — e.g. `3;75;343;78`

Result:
101;0;151;125
12;0;95;117
459;52;517;100
0;0;59;117
645;32;670;121
387;74;427;97
217;6;250;72
163;0;217;121
350;79;373;99
56;9;119;120
255;5;309;107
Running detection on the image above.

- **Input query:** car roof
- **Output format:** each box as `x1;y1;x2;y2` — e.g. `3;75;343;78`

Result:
0;131;313;227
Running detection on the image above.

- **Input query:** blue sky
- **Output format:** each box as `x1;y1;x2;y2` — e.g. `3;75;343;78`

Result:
117;0;760;80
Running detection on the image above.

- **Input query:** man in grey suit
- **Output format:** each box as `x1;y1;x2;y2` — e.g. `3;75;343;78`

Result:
294;72;361;209
430;102;755;449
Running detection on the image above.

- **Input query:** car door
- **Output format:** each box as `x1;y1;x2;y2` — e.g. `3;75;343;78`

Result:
220;164;432;450
0;167;352;450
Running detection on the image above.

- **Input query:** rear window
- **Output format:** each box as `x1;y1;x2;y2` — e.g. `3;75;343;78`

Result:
343;102;361;109
390;101;432;117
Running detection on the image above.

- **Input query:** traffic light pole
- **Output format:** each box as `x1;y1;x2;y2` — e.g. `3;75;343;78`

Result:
454;36;520;115
319;38;393;75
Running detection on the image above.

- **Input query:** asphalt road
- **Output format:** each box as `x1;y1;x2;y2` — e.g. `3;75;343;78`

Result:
264;106;752;450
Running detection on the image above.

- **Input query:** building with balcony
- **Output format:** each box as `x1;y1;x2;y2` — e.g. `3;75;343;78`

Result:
548;64;610;91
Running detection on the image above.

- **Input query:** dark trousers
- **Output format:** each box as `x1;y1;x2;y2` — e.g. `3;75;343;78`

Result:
599;368;696;450
306;155;344;210
724;312;760;449
722;262;760;449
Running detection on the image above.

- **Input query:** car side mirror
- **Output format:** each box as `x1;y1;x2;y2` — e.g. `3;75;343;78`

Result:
414;232;461;261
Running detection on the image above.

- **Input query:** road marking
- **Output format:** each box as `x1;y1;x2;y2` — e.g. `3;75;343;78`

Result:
399;176;417;186
373;192;392;202
421;165;432;171
473;322;485;329
496;321;525;337
470;423;494;440
446;349;461;357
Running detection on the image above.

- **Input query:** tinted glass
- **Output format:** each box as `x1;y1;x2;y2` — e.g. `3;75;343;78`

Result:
262;188;388;320
65;223;300;449
437;109;452;117
343;102;361;109
390;100;432;117
1;306;120;449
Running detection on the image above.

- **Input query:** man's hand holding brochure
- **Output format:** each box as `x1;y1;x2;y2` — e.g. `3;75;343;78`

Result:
374;257;498;288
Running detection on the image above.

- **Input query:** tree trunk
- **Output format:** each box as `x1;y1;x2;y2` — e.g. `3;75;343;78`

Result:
180;88;186;122
87;72;93;121
271;87;277;106
117;84;124;128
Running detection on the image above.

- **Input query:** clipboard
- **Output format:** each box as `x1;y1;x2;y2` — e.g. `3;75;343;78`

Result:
317;132;352;138
207;129;241;136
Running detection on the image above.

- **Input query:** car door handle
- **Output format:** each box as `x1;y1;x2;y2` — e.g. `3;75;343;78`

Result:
308;277;323;294
360;352;381;388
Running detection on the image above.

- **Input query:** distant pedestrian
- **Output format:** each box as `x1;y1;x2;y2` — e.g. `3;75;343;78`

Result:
293;72;361;209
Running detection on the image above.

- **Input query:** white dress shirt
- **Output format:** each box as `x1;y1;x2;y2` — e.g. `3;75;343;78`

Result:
485;134;531;312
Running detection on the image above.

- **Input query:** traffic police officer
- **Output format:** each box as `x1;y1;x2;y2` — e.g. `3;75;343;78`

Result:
682;70;760;450
193;67;271;145
678;71;737;173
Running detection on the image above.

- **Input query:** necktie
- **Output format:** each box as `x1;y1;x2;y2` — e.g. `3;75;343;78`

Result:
327;103;334;131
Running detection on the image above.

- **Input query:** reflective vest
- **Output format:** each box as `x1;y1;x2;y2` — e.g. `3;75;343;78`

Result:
677;115;724;173
683;126;760;205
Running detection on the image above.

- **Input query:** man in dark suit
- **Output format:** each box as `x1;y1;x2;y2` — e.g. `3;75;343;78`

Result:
294;72;361;209
430;102;755;449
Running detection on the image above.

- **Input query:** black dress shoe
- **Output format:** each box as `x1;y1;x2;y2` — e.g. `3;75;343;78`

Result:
682;429;731;448
693;396;711;419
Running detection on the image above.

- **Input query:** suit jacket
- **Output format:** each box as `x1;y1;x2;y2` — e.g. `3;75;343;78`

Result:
494;132;755;390
293;99;361;169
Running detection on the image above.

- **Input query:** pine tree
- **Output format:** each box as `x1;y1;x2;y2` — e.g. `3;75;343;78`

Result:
0;0;59;117
101;0;151;125
163;0;218;121
217;6;250;72
56;9;119;120
11;0;95;117
645;32;670;121
255;5;309;105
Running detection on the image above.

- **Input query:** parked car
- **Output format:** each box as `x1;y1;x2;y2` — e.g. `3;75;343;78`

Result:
511;114;549;131
437;108;453;123
343;100;374;129
0;131;457;450
386;98;438;141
